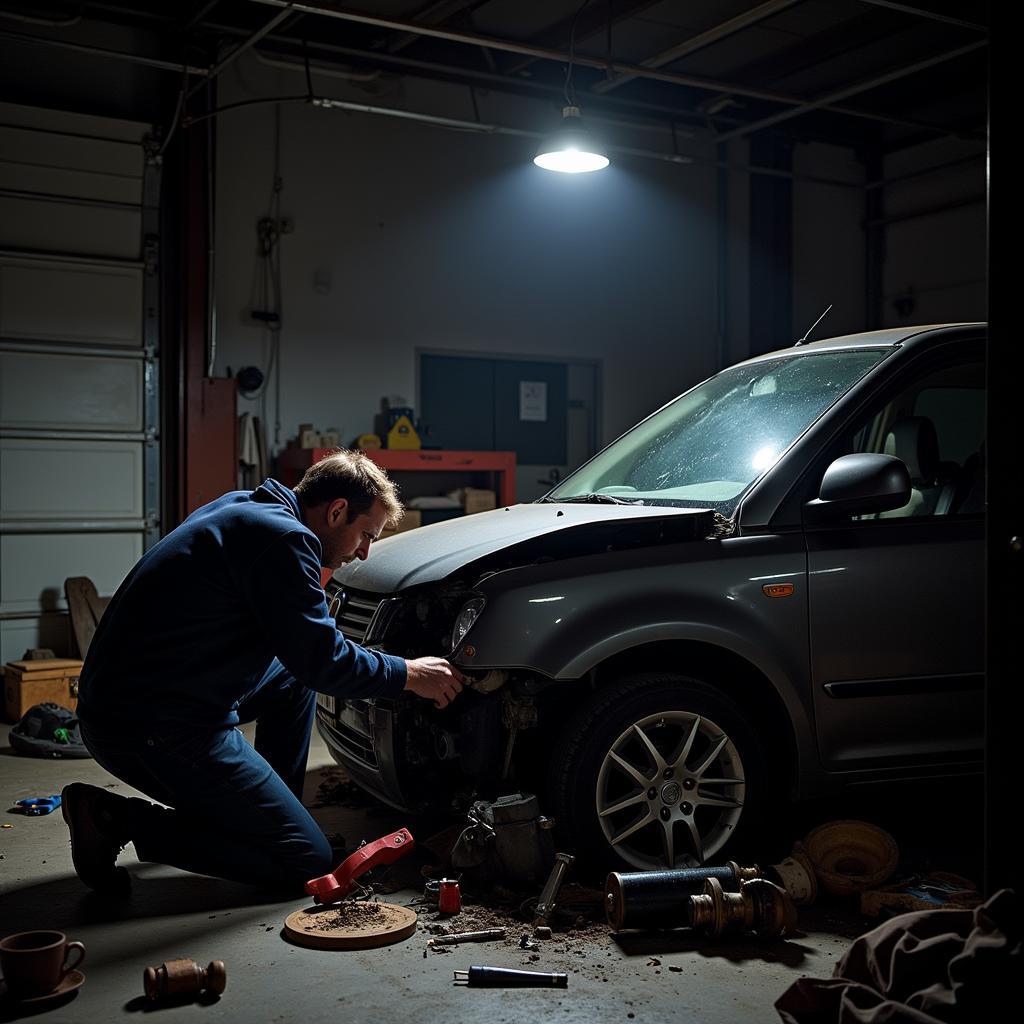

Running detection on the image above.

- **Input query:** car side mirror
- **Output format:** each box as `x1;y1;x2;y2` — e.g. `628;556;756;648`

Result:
804;453;911;521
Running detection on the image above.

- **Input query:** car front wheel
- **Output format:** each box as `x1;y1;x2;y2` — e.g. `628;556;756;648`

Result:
548;673;766;870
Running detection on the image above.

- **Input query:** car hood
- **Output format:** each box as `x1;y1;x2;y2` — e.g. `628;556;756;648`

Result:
334;502;714;593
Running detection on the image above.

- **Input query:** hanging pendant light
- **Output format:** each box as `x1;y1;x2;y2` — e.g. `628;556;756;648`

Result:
534;105;609;173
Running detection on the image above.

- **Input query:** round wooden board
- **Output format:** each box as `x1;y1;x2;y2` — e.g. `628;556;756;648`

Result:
283;902;418;950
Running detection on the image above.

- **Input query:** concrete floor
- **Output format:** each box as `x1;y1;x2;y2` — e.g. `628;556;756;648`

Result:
0;723;981;1023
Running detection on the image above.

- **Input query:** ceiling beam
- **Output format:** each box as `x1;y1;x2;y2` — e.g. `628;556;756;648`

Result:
715;39;987;142
593;0;801;94
239;0;977;138
855;0;988;33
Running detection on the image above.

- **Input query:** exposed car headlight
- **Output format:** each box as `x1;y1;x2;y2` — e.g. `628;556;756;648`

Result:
450;597;485;651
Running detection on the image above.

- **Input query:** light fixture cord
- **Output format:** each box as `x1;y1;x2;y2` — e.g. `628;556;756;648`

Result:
564;0;600;107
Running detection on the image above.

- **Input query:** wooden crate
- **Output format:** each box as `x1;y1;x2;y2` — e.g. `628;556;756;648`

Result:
3;659;83;722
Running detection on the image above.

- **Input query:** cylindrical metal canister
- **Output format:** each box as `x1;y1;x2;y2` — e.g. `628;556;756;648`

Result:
605;861;760;930
438;878;462;914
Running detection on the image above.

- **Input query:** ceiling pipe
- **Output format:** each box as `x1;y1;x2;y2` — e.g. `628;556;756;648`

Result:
0;26;208;76
242;0;970;137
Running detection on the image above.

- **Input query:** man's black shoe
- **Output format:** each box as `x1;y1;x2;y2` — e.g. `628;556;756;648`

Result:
61;783;132;894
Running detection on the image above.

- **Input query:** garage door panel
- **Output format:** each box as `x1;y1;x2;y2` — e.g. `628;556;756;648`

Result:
0;125;143;203
0;197;141;260
0;532;141;615
0;351;142;431
0;258;143;345
1;439;143;520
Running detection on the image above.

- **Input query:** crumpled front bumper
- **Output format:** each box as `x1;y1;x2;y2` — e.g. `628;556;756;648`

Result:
315;695;412;812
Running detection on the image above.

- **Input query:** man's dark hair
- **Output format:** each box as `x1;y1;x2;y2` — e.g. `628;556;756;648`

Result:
293;449;403;526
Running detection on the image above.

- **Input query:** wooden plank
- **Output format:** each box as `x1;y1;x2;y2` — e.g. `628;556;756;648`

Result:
64;576;110;658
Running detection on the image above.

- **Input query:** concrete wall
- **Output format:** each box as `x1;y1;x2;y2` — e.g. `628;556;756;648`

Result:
214;58;723;468
793;143;866;339
881;138;987;326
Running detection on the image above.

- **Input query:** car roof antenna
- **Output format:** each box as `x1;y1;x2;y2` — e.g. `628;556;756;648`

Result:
794;304;833;346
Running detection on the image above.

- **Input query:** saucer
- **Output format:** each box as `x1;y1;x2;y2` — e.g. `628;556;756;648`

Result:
0;969;85;1004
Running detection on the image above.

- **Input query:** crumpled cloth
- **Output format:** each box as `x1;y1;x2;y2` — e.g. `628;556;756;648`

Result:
776;889;1020;1023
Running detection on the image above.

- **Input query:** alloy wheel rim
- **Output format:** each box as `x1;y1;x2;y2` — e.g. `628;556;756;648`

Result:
595;709;746;870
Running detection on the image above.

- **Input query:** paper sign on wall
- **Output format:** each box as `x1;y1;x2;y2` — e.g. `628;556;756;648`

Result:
519;381;547;422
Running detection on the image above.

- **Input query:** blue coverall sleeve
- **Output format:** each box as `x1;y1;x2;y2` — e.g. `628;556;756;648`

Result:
243;530;408;699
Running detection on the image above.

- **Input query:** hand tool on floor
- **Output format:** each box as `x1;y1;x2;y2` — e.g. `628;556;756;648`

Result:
427;929;506;947
305;828;415;904
143;959;226;1001
15;795;62;815
532;852;574;927
453;966;568;988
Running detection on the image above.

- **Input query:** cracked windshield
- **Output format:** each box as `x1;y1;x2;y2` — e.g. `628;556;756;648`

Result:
548;349;888;516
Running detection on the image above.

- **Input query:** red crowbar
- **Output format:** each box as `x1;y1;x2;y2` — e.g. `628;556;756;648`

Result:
305;827;415;904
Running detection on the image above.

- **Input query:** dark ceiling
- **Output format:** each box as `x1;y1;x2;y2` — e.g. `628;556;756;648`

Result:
0;0;989;155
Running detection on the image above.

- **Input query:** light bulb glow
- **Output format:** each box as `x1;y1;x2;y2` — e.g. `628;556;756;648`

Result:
534;148;610;173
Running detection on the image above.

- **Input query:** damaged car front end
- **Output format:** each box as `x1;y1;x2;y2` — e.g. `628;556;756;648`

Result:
316;326;985;871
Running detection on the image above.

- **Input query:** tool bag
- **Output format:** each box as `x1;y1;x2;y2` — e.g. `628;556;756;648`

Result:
9;702;92;759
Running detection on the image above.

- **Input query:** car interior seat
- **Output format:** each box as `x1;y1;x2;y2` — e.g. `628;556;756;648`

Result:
951;445;986;514
877;416;955;517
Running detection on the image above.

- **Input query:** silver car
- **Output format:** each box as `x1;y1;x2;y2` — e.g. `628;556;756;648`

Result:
317;324;985;869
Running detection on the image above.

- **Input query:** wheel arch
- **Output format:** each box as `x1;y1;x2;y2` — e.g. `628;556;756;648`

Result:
537;639;803;797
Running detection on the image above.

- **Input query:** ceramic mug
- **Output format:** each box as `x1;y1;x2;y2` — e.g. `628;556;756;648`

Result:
0;930;85;1000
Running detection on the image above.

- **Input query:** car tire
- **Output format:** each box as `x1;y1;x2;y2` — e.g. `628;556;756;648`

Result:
547;672;767;871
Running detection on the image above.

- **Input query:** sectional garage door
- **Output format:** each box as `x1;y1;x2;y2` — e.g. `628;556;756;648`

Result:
0;102;160;664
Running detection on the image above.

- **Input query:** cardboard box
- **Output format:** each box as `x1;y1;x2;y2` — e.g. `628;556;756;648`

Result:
464;487;497;514
382;509;422;537
3;658;83;722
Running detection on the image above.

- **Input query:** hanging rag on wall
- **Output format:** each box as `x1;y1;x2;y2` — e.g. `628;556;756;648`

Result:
239;412;261;489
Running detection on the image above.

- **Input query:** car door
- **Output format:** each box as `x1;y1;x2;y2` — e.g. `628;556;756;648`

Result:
804;342;985;771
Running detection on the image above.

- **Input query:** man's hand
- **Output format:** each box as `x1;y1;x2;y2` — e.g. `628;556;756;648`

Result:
403;657;466;709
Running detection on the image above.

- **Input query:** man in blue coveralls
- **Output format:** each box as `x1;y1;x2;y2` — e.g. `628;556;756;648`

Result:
61;450;465;893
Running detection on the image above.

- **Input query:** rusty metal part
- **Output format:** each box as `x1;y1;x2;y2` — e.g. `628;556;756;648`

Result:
466;670;508;694
533;852;575;926
689;877;797;938
427;928;506;946
767;848;818;905
143;959;226;1001
605;861;761;930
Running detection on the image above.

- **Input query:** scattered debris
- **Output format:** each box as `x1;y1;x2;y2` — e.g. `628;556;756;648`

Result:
519;934;538;951
312;769;374;809
860;872;981;917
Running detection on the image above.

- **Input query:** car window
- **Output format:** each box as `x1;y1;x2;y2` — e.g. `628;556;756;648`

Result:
850;358;985;519
548;349;887;517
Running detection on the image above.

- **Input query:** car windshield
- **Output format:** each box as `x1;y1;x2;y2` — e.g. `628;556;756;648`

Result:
546;348;889;516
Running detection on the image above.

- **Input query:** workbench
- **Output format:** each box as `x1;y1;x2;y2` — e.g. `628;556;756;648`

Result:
277;447;518;507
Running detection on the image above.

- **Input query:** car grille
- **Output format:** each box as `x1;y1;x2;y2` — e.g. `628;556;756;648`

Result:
332;588;387;642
